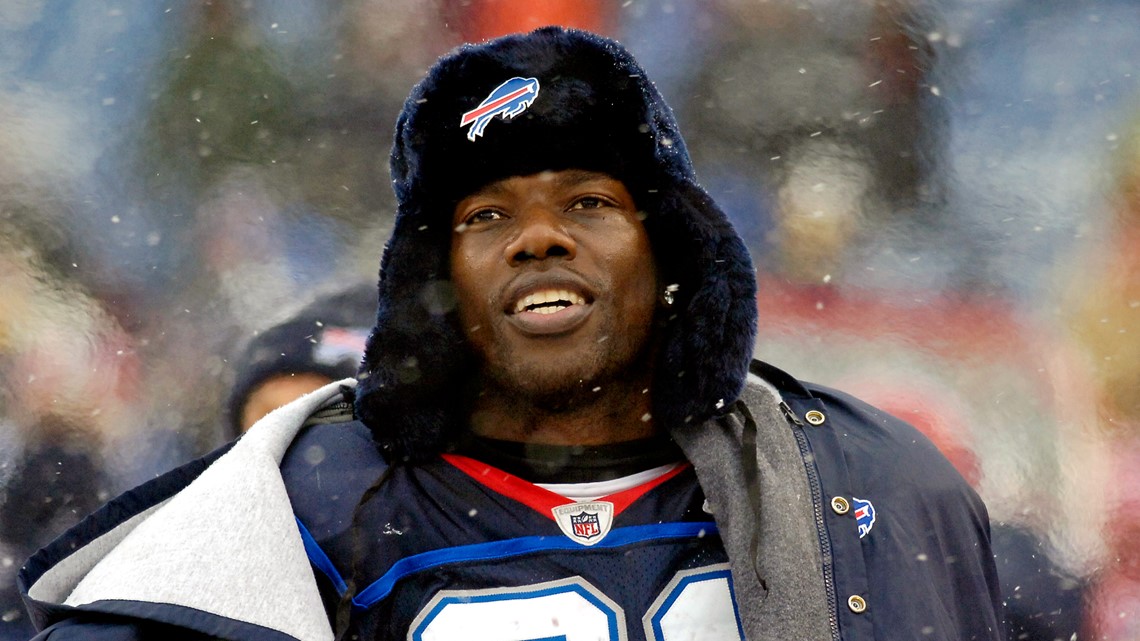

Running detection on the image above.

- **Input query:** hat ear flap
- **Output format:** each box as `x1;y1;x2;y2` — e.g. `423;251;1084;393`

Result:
651;180;758;428
355;211;472;460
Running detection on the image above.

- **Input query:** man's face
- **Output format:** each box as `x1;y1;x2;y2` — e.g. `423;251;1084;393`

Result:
450;169;659;402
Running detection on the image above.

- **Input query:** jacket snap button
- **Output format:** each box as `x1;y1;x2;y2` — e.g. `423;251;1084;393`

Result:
830;497;850;514
805;410;826;425
847;595;867;613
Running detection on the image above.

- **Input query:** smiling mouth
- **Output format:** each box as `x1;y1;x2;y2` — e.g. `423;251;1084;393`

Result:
512;289;588;315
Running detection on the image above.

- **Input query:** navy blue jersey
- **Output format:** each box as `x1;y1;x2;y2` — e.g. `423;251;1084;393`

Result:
284;422;740;641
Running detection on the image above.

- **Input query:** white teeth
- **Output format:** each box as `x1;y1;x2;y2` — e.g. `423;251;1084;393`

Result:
514;289;587;313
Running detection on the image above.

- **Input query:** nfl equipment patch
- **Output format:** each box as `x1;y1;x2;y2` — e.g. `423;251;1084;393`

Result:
853;497;876;538
460;77;540;142
552;501;615;546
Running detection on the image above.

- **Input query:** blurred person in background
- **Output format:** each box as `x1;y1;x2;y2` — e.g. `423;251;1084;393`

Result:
0;26;138;637
0;416;110;641
674;0;964;283
670;1;1091;636
1057;111;1140;640
1058;112;1140;443
0;221;129;640
1082;441;1140;640
226;283;376;437
77;0;458;464
680;0;1066;542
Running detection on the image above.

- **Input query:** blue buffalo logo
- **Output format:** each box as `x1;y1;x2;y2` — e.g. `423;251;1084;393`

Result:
460;77;540;142
853;497;876;539
569;511;601;540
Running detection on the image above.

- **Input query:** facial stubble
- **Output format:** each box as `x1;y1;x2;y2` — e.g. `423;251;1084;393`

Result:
476;310;657;414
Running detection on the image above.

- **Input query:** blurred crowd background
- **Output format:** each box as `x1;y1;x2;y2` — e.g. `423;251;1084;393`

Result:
1;0;1138;638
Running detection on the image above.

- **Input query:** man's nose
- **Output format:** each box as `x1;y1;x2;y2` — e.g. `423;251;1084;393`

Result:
505;208;577;265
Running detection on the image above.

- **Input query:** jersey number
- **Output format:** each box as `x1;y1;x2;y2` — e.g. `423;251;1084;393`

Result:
409;564;743;641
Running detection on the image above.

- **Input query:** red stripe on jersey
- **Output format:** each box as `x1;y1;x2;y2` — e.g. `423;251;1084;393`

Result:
441;454;688;521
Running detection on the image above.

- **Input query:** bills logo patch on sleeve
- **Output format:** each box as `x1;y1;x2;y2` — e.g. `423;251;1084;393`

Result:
853;497;876;539
460;77;540;142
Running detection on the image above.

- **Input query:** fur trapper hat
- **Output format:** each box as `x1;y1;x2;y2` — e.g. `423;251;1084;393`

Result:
355;26;757;460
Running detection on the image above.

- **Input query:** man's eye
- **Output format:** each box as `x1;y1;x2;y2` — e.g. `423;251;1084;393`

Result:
569;196;611;210
465;209;504;224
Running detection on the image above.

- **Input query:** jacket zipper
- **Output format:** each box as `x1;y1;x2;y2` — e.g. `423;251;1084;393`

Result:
303;400;355;426
782;401;841;641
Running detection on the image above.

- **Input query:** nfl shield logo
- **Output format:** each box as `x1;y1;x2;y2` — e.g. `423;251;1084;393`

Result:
853;497;876;539
552;501;615;546
570;512;601;539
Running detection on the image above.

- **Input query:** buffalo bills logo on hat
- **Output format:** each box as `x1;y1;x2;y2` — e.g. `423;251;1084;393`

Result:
853;497;876;539
460;77;540;141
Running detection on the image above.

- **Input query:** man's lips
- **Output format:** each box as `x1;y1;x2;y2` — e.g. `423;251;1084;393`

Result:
511;288;588;314
503;277;595;336
503;274;595;313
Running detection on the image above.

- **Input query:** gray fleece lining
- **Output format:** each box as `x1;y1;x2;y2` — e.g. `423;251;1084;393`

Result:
671;374;833;641
28;380;356;641
28;499;170;604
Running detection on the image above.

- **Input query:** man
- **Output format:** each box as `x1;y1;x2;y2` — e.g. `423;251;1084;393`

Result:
19;27;1002;640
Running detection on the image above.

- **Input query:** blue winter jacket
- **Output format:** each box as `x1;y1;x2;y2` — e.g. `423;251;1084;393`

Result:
17;360;1003;641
